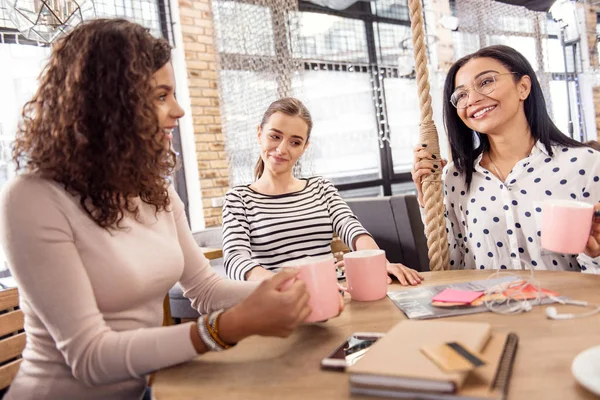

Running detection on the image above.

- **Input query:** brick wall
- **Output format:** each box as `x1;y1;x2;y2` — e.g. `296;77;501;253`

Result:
587;4;600;141
585;3;599;70
178;0;228;227
593;87;600;141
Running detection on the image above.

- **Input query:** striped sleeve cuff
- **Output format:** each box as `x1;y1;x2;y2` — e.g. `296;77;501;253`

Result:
338;217;371;251
225;253;262;281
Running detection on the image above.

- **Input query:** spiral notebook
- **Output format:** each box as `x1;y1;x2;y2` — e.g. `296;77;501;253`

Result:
350;332;519;400
348;321;493;394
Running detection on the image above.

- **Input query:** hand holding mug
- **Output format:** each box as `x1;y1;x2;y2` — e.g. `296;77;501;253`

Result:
542;200;598;256
339;250;388;301
229;268;311;338
584;204;600;258
282;256;342;322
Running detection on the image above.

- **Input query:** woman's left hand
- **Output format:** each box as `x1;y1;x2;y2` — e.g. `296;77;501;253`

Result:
386;262;424;286
584;203;600;258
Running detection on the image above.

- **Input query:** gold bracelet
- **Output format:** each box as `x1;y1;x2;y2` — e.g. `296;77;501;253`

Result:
214;310;237;348
205;312;230;349
197;315;224;352
208;309;236;349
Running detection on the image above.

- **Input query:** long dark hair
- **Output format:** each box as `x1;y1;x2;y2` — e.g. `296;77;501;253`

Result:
443;45;583;190
254;97;313;180
13;19;175;229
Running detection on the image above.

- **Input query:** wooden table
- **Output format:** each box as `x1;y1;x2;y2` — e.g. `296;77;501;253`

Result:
153;270;600;400
200;247;223;261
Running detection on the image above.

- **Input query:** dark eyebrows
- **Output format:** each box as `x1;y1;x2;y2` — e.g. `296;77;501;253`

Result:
154;84;173;92
268;128;305;141
454;70;500;90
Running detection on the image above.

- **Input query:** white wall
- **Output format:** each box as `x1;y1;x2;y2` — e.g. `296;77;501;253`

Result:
0;44;51;271
169;1;205;231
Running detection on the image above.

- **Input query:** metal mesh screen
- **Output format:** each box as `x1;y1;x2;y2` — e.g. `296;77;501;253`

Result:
213;0;306;186
453;0;551;101
212;0;593;190
0;0;173;44
292;13;369;63
372;0;408;21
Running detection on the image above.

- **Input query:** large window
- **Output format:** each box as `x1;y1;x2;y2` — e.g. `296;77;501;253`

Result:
212;0;418;195
290;0;416;196
296;70;381;184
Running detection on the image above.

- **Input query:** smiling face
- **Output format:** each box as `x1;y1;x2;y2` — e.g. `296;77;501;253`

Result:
257;112;310;177
454;57;530;136
151;62;184;145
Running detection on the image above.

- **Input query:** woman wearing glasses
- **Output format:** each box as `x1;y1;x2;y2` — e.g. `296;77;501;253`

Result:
412;45;600;272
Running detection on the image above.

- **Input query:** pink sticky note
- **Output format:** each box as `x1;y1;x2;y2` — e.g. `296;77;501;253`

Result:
431;289;484;304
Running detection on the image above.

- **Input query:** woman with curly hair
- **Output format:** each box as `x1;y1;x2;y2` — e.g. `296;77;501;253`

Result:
0;19;314;400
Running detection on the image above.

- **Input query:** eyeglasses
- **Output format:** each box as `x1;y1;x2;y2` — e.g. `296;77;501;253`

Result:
450;72;519;109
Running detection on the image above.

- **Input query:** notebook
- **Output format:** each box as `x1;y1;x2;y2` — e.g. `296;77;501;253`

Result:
348;320;492;394
350;332;519;400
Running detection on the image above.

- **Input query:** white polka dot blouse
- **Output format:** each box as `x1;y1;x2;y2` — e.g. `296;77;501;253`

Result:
441;141;600;273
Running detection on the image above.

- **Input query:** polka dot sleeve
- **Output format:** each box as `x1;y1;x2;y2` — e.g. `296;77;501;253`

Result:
443;165;467;270
576;149;600;274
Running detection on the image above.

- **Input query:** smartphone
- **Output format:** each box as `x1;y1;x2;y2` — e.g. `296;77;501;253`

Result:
320;332;385;371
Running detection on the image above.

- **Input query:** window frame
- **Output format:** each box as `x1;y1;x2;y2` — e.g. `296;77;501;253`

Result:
297;0;413;196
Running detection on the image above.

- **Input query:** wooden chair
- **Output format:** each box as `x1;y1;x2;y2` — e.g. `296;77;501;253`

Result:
162;247;224;327
162;295;174;327
331;234;350;262
0;288;25;393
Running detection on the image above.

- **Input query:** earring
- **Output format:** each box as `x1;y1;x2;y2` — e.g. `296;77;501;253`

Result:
472;131;481;150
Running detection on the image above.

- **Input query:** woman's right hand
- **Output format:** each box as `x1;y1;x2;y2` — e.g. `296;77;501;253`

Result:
220;268;311;342
411;144;447;208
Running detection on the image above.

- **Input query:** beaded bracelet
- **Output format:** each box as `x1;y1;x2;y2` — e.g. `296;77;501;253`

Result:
197;309;236;351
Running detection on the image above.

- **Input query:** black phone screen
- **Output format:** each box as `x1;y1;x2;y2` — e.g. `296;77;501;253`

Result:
321;333;383;370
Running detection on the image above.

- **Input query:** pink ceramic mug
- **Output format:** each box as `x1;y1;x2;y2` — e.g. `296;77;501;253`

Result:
541;200;594;254
282;255;340;323
341;249;388;301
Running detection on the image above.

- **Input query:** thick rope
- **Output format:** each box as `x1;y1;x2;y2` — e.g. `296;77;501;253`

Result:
408;0;449;271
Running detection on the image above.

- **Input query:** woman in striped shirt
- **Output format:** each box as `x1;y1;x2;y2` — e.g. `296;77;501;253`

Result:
222;98;424;285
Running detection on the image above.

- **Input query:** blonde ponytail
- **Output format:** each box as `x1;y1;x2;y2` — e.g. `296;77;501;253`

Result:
254;156;265;181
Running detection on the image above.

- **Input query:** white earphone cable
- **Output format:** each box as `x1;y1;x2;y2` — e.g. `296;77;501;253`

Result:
483;259;543;315
482;260;599;319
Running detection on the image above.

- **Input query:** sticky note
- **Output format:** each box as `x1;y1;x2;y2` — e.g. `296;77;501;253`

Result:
503;281;558;300
431;289;484;304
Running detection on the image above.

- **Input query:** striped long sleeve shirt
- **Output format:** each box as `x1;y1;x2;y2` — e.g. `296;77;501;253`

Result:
222;176;370;280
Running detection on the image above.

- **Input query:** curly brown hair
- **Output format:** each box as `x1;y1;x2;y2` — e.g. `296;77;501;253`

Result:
13;19;176;228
